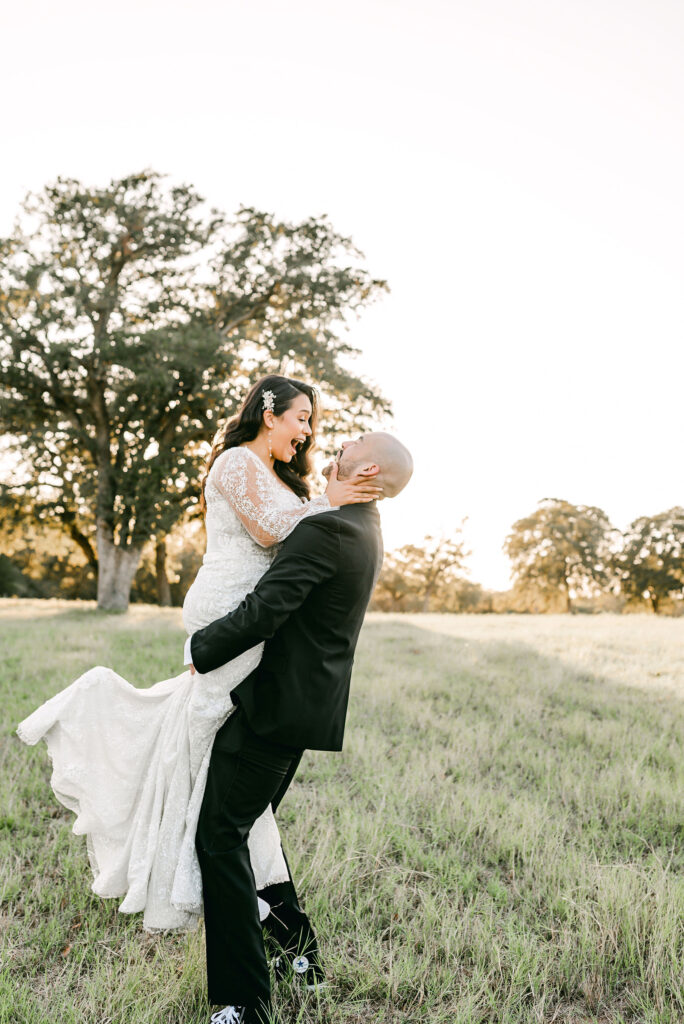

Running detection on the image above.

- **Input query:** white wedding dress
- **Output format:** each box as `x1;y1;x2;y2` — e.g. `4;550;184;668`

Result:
16;446;331;932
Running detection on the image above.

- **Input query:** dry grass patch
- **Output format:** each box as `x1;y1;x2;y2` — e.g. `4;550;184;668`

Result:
1;606;682;1023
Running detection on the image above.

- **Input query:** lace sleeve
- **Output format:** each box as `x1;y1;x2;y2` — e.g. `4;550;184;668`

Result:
212;447;332;548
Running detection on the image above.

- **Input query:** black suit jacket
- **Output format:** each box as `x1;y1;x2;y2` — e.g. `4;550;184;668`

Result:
190;502;383;751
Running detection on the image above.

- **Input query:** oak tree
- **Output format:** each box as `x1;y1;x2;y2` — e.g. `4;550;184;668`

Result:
503;499;614;611
612;507;684;613
0;172;389;609
372;532;470;612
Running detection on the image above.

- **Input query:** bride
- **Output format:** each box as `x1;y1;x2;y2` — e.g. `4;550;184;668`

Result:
16;374;380;932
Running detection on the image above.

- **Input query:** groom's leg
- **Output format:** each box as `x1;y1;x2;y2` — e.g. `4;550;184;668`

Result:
260;867;321;978
195;707;302;1019
257;755;321;978
269;751;302;814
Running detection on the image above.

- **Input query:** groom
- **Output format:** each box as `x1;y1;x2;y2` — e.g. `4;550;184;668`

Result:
185;432;413;1024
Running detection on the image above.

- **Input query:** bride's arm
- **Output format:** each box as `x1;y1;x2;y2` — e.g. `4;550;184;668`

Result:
212;448;332;547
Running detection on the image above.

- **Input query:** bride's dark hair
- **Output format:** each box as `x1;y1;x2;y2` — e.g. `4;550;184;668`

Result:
200;374;320;512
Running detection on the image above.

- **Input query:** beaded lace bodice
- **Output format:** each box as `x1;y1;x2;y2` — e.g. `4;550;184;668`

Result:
17;448;333;933
207;446;331;552
182;447;331;635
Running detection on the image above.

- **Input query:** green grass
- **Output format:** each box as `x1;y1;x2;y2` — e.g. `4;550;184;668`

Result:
1;601;683;1023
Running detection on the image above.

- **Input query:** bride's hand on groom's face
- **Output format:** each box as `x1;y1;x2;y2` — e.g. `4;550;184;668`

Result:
324;462;382;506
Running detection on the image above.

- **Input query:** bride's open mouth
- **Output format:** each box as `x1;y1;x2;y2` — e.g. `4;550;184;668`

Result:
289;438;305;457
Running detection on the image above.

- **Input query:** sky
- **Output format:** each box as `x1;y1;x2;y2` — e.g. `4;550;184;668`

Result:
2;0;682;589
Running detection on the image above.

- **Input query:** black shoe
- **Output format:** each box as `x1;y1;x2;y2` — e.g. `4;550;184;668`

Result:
261;897;326;991
272;951;327;991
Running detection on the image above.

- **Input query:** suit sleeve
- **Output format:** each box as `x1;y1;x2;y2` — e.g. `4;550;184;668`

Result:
190;515;339;675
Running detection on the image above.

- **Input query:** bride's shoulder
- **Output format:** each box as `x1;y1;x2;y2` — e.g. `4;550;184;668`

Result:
211;446;255;474
210;447;267;493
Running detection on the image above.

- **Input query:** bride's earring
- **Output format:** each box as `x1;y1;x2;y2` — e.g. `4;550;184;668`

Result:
268;429;273;459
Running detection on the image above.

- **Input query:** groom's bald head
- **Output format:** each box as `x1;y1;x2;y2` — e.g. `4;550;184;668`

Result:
334;431;413;499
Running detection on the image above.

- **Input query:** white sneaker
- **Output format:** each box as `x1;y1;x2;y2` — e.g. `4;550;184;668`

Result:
210;1008;245;1024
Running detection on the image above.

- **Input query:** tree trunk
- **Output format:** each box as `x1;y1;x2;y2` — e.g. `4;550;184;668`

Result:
650;591;660;614
96;524;143;610
563;578;572;613
155;538;172;607
421;584;435;613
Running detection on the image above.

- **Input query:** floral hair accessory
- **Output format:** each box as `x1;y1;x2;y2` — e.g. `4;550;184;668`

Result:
262;389;275;413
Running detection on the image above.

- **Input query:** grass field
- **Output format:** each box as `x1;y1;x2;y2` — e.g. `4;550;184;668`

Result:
1;601;683;1024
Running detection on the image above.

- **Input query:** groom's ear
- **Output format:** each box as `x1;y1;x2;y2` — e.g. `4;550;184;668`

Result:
357;463;380;477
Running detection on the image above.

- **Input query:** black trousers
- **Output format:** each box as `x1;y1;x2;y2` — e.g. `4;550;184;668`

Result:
195;705;316;1017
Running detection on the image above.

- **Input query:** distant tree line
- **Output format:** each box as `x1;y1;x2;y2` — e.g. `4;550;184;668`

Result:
370;500;684;616
1;495;681;615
